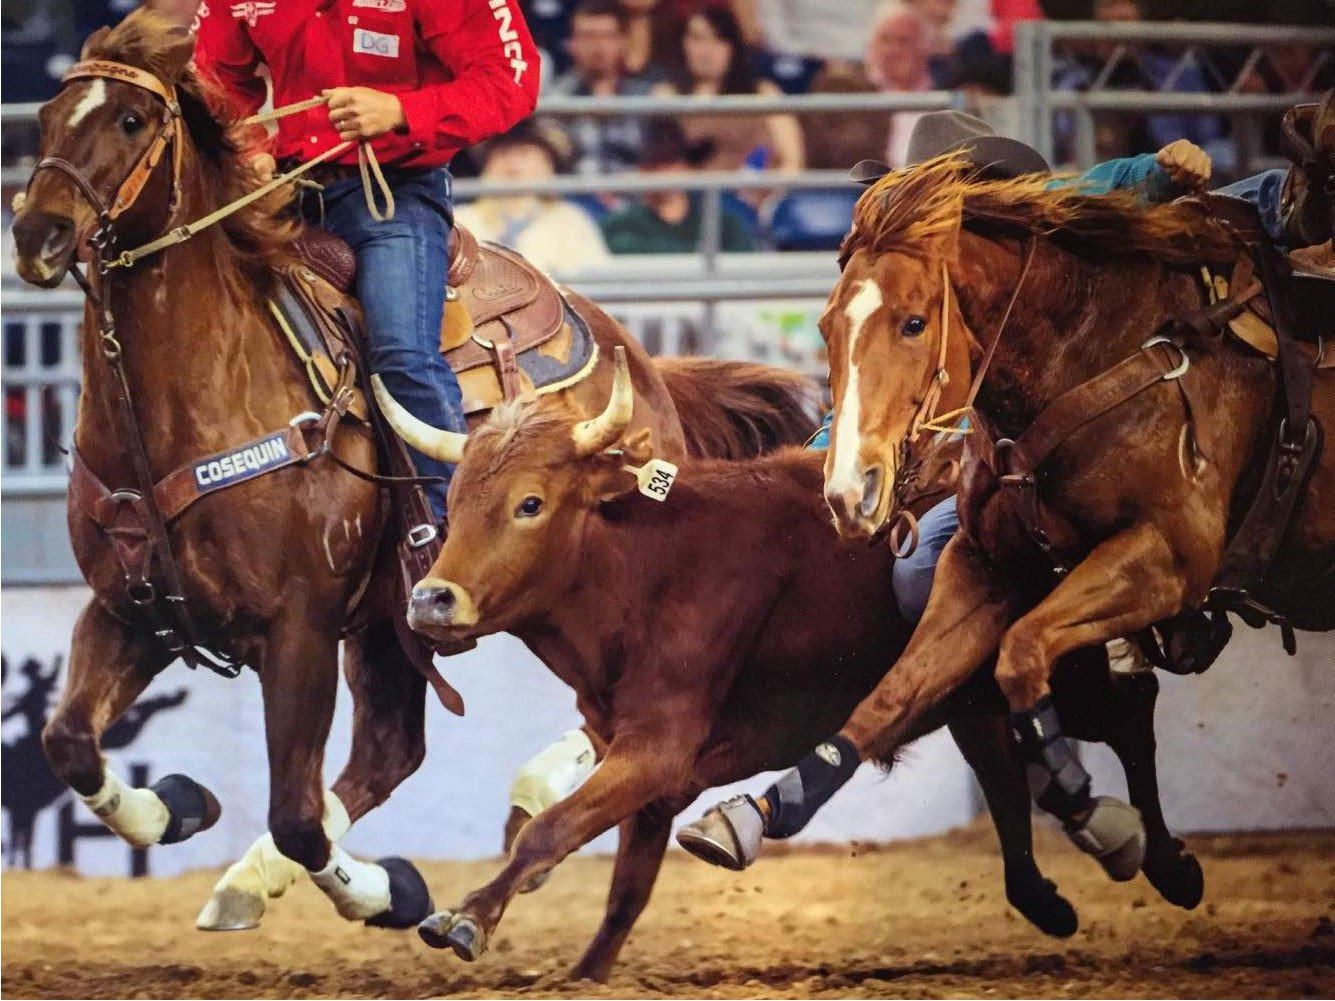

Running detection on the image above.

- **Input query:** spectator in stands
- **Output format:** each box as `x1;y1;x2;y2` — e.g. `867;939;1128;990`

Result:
727;0;882;93
905;0;959;80
1052;0;1233;168
620;0;669;76
802;63;889;170
523;0;579;83
455;120;610;274
866;2;935;167
652;5;805;172
549;0;657;175
601;119;759;253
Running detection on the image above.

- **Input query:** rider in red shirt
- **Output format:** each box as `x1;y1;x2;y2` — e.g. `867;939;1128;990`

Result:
195;0;540;524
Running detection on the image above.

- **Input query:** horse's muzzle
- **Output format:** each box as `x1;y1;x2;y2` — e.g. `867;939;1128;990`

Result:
824;462;888;540
12;209;78;289
407;578;479;636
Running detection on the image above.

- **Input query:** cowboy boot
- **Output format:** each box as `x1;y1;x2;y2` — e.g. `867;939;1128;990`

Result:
1279;91;1335;247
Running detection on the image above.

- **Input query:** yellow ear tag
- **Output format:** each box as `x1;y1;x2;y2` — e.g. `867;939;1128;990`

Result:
624;458;678;502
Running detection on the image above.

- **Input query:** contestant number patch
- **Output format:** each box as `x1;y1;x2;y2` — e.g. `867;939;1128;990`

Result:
353;28;400;58
193;433;291;492
635;459;677;501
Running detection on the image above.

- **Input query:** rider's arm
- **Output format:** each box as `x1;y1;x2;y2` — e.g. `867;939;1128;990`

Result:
398;0;542;154
191;4;269;121
1052;140;1212;205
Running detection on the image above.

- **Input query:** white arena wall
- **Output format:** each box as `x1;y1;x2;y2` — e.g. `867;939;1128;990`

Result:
1;584;1332;878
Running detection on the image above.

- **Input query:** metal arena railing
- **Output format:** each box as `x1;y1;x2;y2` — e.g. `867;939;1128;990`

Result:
3;22;1333;580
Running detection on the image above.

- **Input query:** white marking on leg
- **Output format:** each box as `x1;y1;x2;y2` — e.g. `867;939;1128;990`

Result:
827;279;883;501
66;79;107;128
79;767;169;848
509;729;598;817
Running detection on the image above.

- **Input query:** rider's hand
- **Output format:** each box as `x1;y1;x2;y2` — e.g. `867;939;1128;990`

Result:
1155;139;1211;190
249;151;277;181
323;87;406;141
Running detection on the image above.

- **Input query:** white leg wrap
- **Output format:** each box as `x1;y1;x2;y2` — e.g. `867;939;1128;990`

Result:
197;791;352;930
79;768;169;848
309;844;390;921
1106;637;1152;677
509;729;598;817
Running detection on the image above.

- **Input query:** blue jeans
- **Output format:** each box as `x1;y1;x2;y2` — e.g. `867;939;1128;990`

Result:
808;413;959;623
312;167;464;522
1216;169;1287;246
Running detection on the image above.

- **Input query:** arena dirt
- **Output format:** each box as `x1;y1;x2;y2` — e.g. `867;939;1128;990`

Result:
4;822;1333;999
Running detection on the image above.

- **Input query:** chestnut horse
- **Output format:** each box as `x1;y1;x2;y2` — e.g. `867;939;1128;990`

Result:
10;5;815;929
765;154;1333;852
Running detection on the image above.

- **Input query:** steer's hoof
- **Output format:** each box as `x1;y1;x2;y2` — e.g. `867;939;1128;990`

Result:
366;857;434;929
1005;873;1078;938
676;795;764;871
1065;796;1146;882
196;888;264;932
152;774;222;845
419;910;487;962
1144;839;1204;910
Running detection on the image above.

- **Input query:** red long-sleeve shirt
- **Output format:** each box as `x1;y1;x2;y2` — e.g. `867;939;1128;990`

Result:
193;0;540;168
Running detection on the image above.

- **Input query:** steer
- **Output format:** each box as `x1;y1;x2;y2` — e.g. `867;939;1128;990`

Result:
373;349;1189;981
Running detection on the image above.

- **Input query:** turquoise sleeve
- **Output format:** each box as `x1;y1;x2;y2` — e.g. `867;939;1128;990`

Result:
1048;153;1178;203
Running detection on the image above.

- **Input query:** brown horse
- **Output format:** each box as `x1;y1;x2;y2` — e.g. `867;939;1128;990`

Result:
762;154;1333;852
376;353;1201;976
9;3;815;929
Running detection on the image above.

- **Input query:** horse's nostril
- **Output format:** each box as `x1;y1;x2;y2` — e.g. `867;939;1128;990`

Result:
858;465;884;519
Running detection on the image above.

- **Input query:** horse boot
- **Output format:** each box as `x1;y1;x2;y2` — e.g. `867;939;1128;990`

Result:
1279;90;1335;248
1011;696;1145;882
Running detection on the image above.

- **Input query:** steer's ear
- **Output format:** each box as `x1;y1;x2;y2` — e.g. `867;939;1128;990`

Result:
619;427;654;466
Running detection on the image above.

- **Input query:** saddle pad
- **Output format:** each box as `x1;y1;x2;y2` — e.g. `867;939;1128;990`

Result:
456;300;600;416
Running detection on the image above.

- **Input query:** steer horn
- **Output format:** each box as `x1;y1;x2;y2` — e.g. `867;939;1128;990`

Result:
572;345;635;456
371;374;469;464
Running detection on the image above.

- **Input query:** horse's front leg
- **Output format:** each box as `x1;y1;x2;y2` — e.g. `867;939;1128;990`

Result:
259;612;433;929
998;522;1189;882
197;618;426;931
42;600;221;848
419;731;697;964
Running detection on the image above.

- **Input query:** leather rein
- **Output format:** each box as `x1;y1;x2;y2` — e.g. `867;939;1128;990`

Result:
28;60;391;677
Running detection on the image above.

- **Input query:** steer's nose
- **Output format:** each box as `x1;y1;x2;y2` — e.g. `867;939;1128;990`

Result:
824;463;887;540
407;578;479;633
12;210;76;288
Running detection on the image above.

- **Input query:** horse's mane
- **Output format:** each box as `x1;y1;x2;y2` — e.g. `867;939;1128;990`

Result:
85;9;299;279
842;151;1244;267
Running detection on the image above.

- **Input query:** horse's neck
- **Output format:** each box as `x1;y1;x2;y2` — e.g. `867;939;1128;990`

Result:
955;230;1182;437
74;184;299;480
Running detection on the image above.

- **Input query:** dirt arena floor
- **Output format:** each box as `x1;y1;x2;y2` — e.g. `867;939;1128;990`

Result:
4;822;1333;999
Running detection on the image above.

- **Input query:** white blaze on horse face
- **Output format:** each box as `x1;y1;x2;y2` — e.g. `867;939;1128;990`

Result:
67;79;107;128
827;279;884;503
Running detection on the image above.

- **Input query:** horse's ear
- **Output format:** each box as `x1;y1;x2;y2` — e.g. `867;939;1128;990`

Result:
79;26;112;60
143;0;202;30
142;0;201;77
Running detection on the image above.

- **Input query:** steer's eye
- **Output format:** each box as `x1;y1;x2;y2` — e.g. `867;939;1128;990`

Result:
516;495;544;518
120;111;145;136
901;315;927;337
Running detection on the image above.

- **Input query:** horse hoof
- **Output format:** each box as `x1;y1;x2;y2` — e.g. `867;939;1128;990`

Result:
419;910;487;962
366;857;434;929
195;888;264;932
675;795;764;871
1006;876;1078;938
150;774;222;845
1065;796;1145;882
1144;842;1204;910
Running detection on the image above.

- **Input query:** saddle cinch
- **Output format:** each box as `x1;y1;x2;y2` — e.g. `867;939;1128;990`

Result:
279;224;598;418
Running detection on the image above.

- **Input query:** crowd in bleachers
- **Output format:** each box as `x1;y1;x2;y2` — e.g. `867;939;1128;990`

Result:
3;0;1333;262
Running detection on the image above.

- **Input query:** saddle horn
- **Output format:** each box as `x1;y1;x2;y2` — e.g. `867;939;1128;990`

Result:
371;374;468;465
572;345;634;457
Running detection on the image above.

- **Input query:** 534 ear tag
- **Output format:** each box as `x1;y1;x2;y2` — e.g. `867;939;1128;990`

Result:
623;458;678;502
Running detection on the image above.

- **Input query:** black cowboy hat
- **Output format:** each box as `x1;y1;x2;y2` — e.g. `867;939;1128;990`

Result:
850;110;1051;186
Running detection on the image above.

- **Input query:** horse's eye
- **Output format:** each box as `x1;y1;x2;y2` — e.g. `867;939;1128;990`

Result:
120;112;145;136
515;495;544;518
901;315;927;337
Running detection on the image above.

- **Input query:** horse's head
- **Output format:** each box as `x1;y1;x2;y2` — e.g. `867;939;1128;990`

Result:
12;4;196;287
374;349;654;642
821;156;977;540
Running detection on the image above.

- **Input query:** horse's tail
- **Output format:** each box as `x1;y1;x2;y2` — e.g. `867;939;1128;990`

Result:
652;356;823;460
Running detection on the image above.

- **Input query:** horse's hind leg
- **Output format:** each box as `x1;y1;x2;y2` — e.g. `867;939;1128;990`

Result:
198;618;427;930
258;613;433;929
43;599;221;848
569;797;681;982
948;715;1078;938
